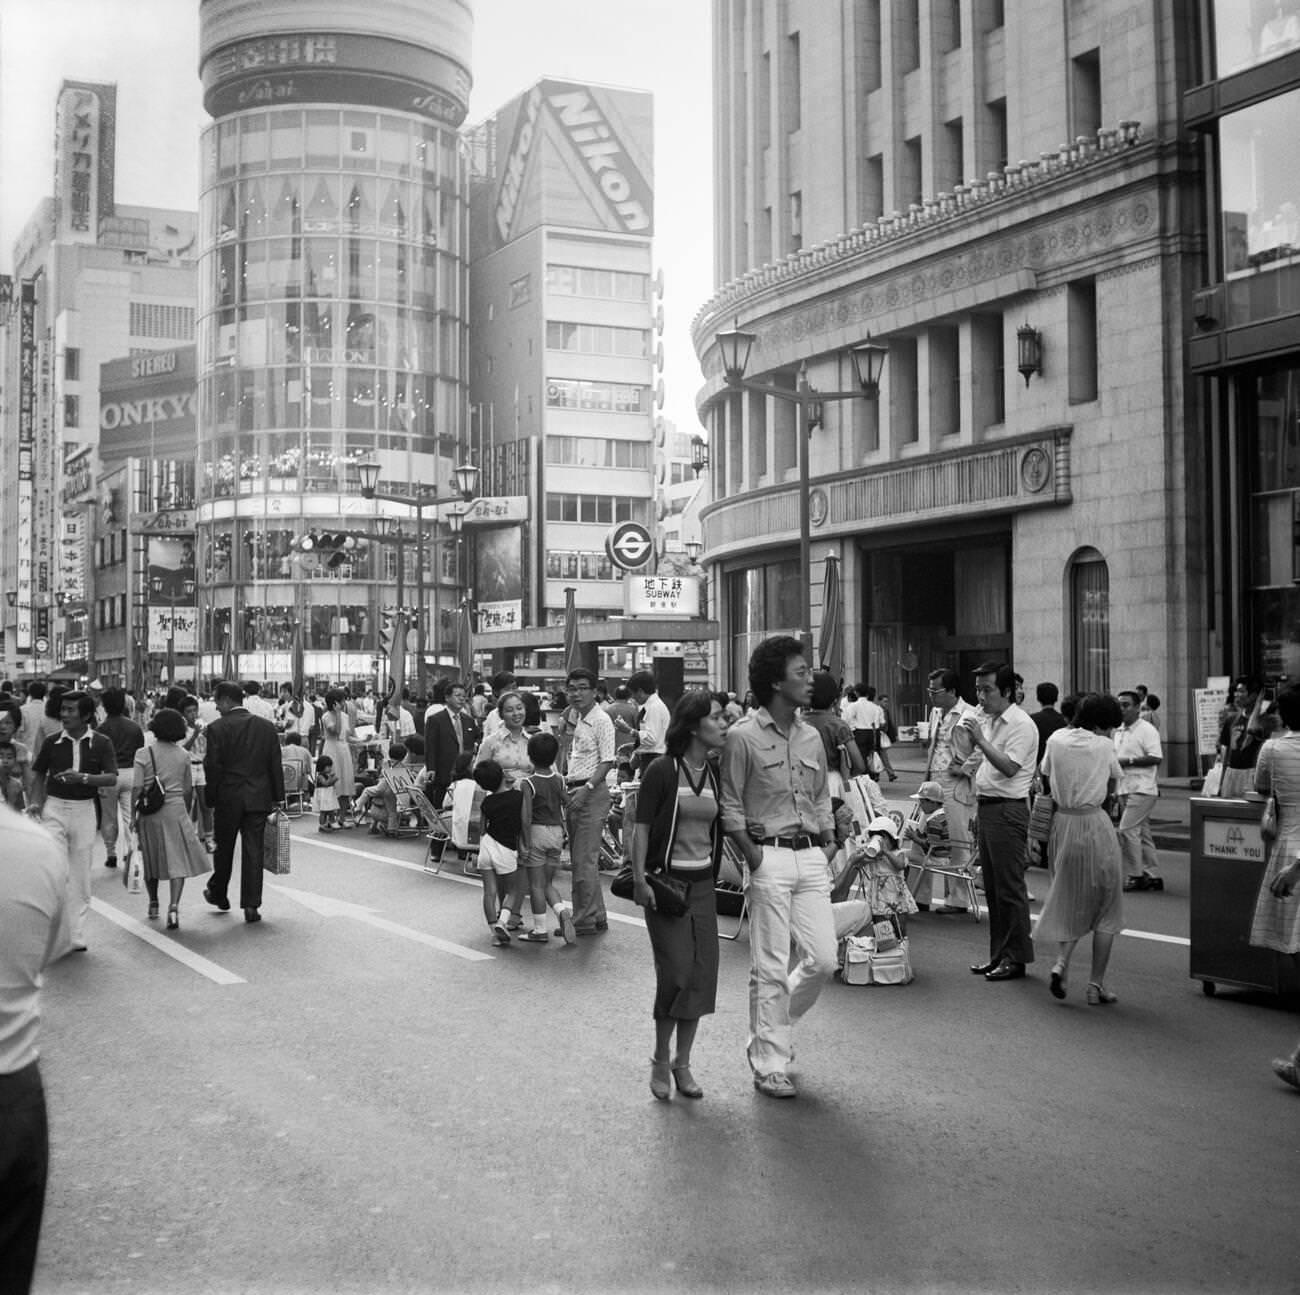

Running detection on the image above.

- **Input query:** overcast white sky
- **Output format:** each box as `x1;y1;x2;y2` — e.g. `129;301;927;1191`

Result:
0;0;714;436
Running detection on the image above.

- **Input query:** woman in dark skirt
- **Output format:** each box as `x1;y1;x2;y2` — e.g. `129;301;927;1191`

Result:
629;691;726;1101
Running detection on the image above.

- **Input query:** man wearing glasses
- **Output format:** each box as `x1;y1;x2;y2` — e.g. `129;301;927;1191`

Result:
962;662;1039;981
915;668;982;913
563;668;616;934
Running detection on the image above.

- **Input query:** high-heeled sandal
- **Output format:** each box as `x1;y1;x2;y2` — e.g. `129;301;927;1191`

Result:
147;900;159;920
1086;982;1117;1005
166;906;180;931
1271;1057;1300;1091
649;1057;671;1101
671;1058;703;1099
1049;962;1067;1000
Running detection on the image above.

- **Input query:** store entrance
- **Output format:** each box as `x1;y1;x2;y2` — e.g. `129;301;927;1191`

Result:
859;532;1012;728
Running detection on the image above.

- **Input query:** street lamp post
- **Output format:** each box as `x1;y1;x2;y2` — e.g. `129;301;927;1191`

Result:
714;324;887;660
356;460;479;699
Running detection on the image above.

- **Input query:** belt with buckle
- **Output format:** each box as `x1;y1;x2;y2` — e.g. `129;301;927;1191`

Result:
977;796;1025;805
565;778;591;787
763;833;817;850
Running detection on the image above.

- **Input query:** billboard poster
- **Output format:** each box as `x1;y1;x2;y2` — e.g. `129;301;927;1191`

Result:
146;535;197;603
477;600;523;633
474;524;523;605
148;605;198;654
486;79;653;247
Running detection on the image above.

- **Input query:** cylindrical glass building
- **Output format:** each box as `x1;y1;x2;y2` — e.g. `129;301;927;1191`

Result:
196;0;472;688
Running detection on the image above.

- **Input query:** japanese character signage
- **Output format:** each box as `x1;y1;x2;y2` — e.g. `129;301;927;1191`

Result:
132;510;197;535
477;600;523;633
15;281;35;652
461;495;529;526
148;606;198;655
55;82;115;243
625;576;702;617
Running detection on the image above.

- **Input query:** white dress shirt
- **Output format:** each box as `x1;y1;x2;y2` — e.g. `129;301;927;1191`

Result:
972;703;1039;801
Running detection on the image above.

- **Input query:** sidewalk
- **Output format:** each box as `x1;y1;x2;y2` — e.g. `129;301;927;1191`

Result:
884;741;1194;852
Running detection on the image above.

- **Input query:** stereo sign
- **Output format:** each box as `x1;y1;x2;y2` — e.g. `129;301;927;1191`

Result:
605;522;653;572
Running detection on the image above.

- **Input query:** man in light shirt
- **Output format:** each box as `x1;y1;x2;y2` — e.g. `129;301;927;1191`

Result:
1115;690;1164;892
627;669;670;773
915;667;982;913
0;802;64;1293
561;668;616;935
844;684;885;780
242;680;276;721
963;662;1039;981
720;635;837;1099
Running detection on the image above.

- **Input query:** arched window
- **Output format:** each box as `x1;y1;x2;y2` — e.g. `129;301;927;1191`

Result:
1069;548;1110;694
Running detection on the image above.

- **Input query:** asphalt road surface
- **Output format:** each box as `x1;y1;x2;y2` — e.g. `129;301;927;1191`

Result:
31;824;1300;1295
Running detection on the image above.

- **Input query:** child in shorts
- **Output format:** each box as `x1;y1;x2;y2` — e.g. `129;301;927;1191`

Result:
519;732;576;944
474;759;523;946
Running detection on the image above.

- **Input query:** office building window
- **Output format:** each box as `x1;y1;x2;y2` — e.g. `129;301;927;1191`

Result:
546;436;651;469
1071;49;1102;141
64;347;80;381
1068;277;1099;403
129;303;195;340
545;321;651;357
544;378;649;413
545;493;652;525
63;395;80;429
1070;549;1110;694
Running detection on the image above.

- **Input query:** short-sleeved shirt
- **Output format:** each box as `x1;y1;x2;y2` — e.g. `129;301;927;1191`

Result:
481;787;523;850
565;705;616;782
1044;727;1122;808
33;728;117;800
1114;717;1162;797
98;714;145;769
972;703;1038;801
476;728;533;789
0;805;65;1072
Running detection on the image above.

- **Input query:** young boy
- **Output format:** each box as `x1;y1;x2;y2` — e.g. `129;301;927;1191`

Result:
473;759;523;946
519;733;576;944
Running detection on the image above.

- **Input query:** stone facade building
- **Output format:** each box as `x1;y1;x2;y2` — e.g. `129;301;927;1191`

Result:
693;0;1203;771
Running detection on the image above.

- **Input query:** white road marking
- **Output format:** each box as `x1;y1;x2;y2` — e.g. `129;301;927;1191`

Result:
296;834;1189;945
295;833;648;926
270;883;494;961
90;898;246;986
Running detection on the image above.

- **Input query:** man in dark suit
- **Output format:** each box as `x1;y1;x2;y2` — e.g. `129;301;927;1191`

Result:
425;682;480;807
204;680;285;923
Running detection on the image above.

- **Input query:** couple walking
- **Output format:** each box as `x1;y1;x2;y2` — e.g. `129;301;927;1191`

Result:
628;636;840;1101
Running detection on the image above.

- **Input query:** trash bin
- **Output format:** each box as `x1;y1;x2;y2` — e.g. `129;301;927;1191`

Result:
1189;796;1300;997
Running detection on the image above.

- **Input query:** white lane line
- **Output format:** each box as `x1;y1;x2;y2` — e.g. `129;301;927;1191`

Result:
299;835;1189;945
294;833;648;927
90;898;247;986
268;883;493;962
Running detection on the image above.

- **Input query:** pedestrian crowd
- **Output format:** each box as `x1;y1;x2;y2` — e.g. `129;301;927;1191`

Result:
3;648;1299;1290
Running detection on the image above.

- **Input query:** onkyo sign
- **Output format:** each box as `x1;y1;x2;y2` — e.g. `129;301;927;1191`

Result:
605;522;654;572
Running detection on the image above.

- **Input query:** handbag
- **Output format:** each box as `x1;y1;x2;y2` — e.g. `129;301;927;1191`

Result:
1260;793;1279;844
262;808;292;875
610;863;689;916
1027;791;1056;845
135;750;166;817
1201;761;1224;798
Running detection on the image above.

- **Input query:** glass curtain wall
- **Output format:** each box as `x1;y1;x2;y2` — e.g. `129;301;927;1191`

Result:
195;108;467;682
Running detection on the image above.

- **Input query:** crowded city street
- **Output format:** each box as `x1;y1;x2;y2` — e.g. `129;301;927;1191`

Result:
31;764;1297;1295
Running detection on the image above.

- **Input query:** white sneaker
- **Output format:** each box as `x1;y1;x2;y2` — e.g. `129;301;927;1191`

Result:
753;1071;797;1099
